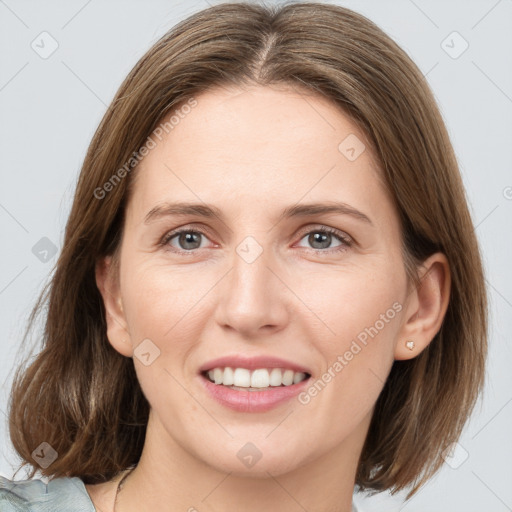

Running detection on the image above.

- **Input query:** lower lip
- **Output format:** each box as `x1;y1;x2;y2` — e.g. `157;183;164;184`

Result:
199;374;310;413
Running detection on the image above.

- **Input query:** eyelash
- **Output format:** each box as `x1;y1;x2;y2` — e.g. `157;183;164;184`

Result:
159;225;353;255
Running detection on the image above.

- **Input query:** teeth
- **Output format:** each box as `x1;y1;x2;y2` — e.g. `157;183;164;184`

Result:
213;368;223;385
293;371;306;384
269;368;282;386
282;369;294;386
233;368;251;387
223;366;234;386
251;369;269;388
204;367;308;388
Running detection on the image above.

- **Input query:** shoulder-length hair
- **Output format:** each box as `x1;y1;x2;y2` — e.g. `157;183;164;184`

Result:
7;1;487;498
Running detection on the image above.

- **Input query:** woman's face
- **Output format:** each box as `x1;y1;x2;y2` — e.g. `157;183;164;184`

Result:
103;84;414;476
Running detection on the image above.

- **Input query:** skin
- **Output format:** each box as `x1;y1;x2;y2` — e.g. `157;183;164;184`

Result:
90;84;450;512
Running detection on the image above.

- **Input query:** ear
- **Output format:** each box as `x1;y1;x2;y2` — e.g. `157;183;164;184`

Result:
95;255;133;357
395;252;451;360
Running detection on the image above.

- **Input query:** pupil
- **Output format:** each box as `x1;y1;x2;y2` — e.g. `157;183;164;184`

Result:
180;232;201;250
310;232;330;249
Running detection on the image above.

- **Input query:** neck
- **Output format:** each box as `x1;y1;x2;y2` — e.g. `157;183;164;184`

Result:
113;409;370;512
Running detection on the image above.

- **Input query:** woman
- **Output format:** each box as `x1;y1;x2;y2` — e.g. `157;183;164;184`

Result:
0;2;487;511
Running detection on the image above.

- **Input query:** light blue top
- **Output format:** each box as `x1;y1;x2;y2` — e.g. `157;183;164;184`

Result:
0;474;361;511
0;475;95;512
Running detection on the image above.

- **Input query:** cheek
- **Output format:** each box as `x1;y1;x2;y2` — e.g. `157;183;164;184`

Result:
295;263;404;423
119;260;207;414
297;258;404;349
120;257;209;342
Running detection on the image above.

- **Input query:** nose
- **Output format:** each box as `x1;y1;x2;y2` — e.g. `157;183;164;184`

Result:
214;238;289;337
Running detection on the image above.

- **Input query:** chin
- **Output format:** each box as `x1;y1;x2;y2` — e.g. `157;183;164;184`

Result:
193;436;312;478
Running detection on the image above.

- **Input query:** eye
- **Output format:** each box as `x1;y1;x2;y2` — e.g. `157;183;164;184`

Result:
160;225;353;254
295;226;352;253
161;228;213;252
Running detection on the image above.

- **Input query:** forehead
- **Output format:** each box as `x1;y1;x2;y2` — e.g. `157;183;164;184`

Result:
128;84;394;226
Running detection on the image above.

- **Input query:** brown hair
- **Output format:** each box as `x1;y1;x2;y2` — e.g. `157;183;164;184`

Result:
6;0;487;498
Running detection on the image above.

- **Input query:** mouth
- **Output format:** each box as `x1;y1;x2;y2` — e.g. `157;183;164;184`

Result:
201;367;311;391
198;355;312;412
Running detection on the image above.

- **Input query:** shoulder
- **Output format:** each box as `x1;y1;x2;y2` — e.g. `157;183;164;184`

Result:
0;474;95;512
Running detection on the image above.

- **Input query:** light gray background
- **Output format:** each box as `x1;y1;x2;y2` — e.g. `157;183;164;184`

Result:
0;1;511;511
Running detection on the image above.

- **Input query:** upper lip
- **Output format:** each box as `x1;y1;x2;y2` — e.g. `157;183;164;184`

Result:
199;355;311;375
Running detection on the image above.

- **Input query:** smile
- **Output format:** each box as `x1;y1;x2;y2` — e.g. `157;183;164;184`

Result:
203;367;310;390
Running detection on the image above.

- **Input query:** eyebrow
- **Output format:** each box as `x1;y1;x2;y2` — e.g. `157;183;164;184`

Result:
144;201;373;226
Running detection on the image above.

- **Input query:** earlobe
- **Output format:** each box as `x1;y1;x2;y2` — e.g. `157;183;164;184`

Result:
95;256;133;358
395;252;451;361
